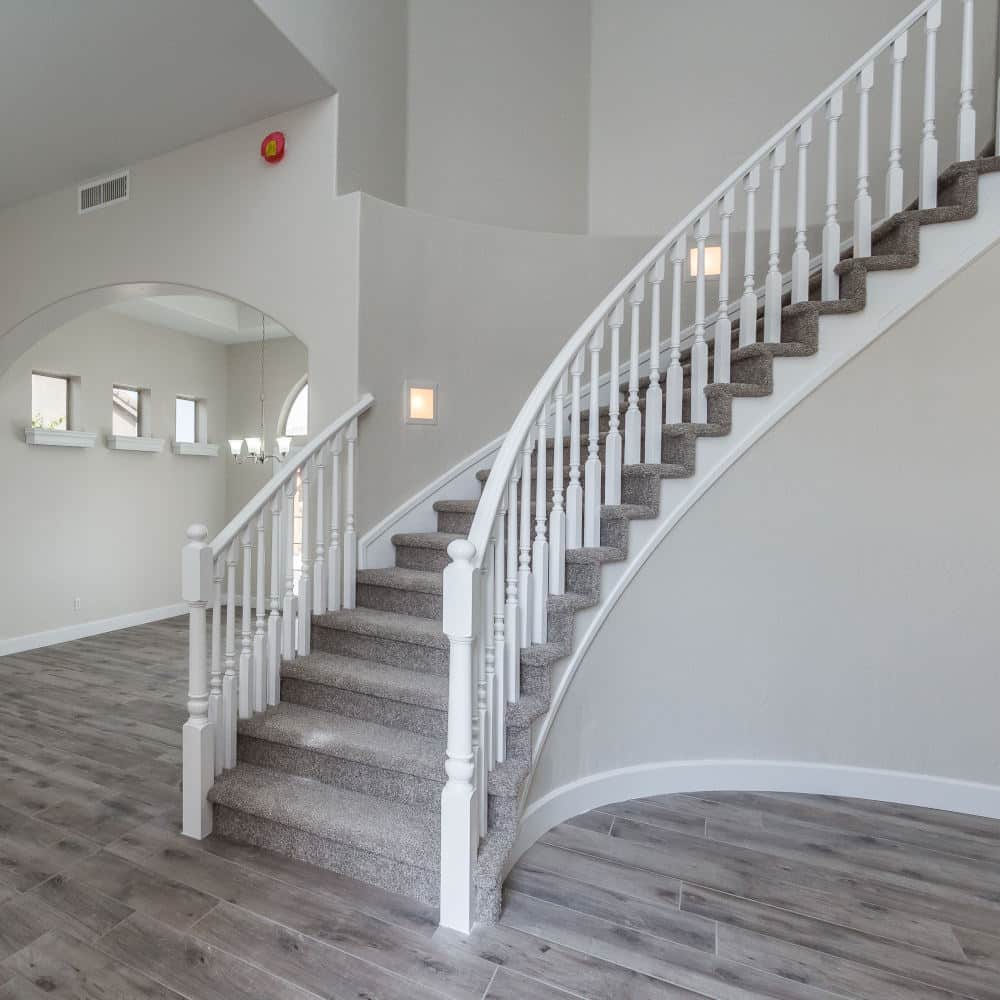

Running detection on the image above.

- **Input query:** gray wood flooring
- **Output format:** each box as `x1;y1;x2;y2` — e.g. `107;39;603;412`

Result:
0;618;999;998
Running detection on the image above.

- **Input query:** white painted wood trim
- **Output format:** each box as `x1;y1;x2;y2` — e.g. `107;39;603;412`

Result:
172;441;220;458
107;435;165;453
0;602;188;656
509;758;1000;872
24;428;96;448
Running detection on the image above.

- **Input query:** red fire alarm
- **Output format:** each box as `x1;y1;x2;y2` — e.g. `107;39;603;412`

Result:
261;131;286;164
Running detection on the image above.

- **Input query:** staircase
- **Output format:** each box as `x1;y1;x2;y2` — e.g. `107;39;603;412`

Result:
179;0;999;934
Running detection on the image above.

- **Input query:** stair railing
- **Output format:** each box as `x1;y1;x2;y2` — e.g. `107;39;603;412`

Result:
181;393;374;839
440;0;980;933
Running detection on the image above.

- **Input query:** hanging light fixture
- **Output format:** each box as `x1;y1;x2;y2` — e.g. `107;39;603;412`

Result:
229;313;293;464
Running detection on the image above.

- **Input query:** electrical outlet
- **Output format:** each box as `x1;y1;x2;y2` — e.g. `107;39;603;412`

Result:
73;597;82;611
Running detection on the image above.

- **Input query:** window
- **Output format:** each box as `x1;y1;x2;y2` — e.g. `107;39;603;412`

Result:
175;397;197;444
32;373;69;430
283;383;308;437
112;386;139;437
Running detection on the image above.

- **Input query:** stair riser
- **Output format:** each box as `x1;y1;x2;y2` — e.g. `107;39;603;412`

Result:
212;805;439;906
566;561;601;599
395;545;451;572
356;583;442;620
311;626;449;674
436;510;475;534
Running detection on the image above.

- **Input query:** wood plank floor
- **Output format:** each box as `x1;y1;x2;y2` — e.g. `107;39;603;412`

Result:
1;619;999;998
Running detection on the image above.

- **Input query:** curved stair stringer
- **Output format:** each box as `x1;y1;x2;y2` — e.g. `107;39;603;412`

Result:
506;168;1000;873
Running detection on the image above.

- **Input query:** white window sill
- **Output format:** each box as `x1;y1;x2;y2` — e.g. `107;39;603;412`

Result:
24;428;97;448
106;435;164;453
172;441;220;458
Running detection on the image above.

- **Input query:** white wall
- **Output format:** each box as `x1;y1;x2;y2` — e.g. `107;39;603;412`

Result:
0;311;228;643
527;235;1000;819
405;0;591;233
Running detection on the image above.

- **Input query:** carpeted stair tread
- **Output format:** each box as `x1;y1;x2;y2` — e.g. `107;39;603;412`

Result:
238;702;444;781
282;652;448;710
564;544;625;564
209;764;439;872
313;607;447;650
390;531;463;550
355;567;443;595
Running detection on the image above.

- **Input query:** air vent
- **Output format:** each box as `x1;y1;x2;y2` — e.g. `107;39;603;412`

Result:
78;170;129;215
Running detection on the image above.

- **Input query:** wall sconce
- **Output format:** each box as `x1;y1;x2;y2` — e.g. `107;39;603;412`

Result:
404;381;438;425
689;246;722;278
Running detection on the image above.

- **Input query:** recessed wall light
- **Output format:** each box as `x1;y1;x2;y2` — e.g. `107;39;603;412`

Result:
405;381;438;425
689;246;722;278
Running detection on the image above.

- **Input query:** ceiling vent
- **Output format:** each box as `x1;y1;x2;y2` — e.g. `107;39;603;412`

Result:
78;170;129;215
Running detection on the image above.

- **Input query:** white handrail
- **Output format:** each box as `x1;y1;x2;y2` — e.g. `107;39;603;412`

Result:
211;393;374;559
465;0;936;568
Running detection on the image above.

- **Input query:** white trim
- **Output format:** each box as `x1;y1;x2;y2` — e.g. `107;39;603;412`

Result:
172;441;220;457
509;758;1000;871
107;435;164;453
277;373;309;438
24;428;96;448
0;602;188;656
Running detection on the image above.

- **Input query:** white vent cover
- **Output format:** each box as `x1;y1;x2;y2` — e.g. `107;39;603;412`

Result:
78;170;129;215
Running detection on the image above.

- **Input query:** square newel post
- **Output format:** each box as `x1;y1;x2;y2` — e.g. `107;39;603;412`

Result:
182;524;214;839
440;538;478;934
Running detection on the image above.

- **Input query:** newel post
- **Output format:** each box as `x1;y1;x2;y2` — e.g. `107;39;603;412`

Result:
182;524;214;839
440;538;478;934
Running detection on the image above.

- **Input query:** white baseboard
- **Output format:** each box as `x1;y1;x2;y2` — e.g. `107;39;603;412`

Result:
0;602;188;656
509;758;1000;872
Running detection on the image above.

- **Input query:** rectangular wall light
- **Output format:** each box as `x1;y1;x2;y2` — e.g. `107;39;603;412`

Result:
404;381;438;424
689;245;722;277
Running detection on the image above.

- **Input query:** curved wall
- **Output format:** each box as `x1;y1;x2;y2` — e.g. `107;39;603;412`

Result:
524;236;1000;835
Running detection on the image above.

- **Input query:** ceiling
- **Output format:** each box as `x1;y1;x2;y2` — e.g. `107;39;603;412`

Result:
109;294;291;345
0;0;333;210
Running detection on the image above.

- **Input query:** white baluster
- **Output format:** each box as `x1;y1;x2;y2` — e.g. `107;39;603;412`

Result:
328;432;343;612
792;118;812;303
298;458;312;656
565;349;584;549
343;419;358;609
886;33;908;217
477;542;492;831
604;303;624;505
493;497;507;762
253;510;267;714
282;477;297;659
691;214;710;422
549;371;566;596
764;142;786;344
920;1;942;209
958;0;975;161
854;63;874;258
267;491;282;706
823;90;843;300
313;443;327;614
713;189;735;384
739;166;761;346
583;323;604;546
223;543;238;768
666;235;687;423
532;405;549;644
209;560;223;775
238;526;253;719
182;524;213;839
505;469;520;704
518;431;533;647
623;277;644;466
439;538;476;935
644;256;665;461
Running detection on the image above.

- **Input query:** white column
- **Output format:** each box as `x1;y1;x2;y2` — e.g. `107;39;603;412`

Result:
209;560;223;775
763;141;787;344
691;214;710;423
604;303;623;505
531;405;549;645
182;524;214;839
518;431;533;648
886;33;908;217
439;539;477;935
549;371;566;596
328;432;343;612
623;276;645;466
238;526;253;719
493;497;507;763
644;255;665;461
282;477;297;660
713;189;735;385
267;491;282;706
297;457;313;656
313;444;328;614
505;469;521;705
957;0;976;161
253;510;267;714
854;63;875;259
739;165;761;347
792;118;812;303
666;236;687;423
565;349;585;549
920;1;942;209
343;419;358;609
823;90;843;301
222;543;238;768
583;323;604;546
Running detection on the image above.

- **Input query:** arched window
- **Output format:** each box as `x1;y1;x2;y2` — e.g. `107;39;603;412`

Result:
282;381;308;437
